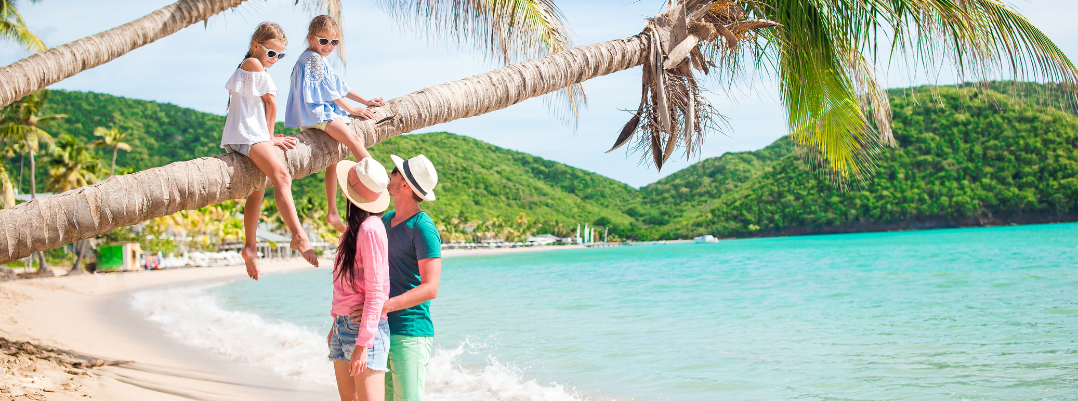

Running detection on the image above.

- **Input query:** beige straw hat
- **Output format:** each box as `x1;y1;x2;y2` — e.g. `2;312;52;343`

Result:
335;157;391;213
390;154;438;201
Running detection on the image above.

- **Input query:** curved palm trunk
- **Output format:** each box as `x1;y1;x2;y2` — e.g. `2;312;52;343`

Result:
0;0;245;107
110;147;118;176
0;33;649;263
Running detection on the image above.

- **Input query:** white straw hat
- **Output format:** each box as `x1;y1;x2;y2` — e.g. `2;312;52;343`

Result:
390;154;438;201
335;157;391;213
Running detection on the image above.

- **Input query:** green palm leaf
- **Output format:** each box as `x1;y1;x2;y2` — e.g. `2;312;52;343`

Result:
0;0;44;52
718;0;1078;185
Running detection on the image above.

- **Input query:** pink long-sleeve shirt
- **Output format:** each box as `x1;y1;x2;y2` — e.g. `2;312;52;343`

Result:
331;215;390;348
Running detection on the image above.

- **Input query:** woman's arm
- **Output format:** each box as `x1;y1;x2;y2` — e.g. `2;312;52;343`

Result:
353;223;389;349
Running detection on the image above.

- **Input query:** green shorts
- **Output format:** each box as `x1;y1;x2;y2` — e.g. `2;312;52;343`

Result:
384;335;433;401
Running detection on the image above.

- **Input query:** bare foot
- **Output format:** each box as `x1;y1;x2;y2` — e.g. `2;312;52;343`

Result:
327;214;347;232
291;237;319;267
241;246;259;280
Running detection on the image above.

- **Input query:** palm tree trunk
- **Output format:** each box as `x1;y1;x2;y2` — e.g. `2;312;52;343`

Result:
28;147;35;199
0;33;649;263
66;240;87;275
111;147;119;176
18;153;24;194
0;0;246;108
34;251;52;276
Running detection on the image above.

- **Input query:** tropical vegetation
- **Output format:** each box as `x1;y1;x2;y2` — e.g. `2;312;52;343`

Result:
10;83;1077;251
652;84;1078;239
2;0;1078;264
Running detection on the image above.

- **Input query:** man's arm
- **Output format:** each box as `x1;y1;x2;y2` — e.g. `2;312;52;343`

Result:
384;257;440;314
351;257;441;321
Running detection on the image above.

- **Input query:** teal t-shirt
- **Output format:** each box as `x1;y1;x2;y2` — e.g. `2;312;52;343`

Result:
382;211;442;337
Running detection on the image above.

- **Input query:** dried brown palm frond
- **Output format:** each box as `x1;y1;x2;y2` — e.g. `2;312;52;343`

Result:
608;0;778;171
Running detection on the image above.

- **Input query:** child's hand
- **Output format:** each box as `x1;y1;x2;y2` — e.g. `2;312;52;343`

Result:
352;108;375;120
365;97;384;107
271;135;297;150
349;347;368;376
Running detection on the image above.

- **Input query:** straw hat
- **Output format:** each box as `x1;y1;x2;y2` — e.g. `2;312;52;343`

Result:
390;154;438;201
335;157;391;212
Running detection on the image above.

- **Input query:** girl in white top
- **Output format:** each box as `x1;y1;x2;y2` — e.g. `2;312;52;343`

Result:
223;22;319;278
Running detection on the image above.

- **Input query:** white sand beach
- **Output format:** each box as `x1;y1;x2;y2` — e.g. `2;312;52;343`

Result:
0;259;337;400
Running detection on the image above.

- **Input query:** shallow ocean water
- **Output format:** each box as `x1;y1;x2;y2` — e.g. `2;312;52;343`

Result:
136;223;1078;400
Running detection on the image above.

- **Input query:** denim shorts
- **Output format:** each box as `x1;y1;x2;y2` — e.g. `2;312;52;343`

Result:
223;143;258;157
328;315;390;372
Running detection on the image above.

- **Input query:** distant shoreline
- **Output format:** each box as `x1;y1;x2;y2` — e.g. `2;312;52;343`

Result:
440;240;692;258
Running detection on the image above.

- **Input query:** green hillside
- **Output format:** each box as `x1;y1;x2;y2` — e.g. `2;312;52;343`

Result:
366;133;640;235
11;84;1078;244
648;84;1078;238
13;90;638;240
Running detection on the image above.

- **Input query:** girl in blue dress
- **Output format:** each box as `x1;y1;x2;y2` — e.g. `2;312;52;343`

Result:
284;15;384;232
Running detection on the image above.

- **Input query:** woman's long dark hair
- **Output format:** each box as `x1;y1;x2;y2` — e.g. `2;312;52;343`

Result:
335;201;382;290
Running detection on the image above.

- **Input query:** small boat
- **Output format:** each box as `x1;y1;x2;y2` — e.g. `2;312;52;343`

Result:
694;234;719;243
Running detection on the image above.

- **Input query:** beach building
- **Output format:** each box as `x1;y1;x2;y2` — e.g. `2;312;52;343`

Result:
526;234;558;246
96;242;141;272
218;223;297;260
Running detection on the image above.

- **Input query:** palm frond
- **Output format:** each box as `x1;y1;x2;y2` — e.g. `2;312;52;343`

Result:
716;0;1078;184
375;0;584;122
0;0;45;52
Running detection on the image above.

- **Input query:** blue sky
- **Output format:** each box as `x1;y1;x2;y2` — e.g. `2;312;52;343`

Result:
2;0;1076;187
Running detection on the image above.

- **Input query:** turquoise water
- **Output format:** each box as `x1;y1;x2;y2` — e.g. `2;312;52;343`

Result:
209;223;1078;400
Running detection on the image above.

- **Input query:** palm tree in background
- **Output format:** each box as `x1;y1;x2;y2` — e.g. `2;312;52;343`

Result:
0;164;13;208
0;0;45;52
89;126;132;176
44;134;102;275
0;90;64;198
45;134;103;193
1;0;1077;263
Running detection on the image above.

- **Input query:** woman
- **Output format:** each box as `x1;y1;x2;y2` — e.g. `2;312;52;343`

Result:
326;157;392;401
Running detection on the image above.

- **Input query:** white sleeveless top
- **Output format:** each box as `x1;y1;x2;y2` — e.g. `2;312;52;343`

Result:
221;68;277;147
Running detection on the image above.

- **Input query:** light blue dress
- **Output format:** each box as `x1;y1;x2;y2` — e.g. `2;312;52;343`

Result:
284;50;352;128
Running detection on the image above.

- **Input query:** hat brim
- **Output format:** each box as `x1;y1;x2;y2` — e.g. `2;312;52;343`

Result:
336;161;391;213
390;154;436;201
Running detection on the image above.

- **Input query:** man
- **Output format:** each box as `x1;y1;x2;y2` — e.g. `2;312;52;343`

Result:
353;154;441;401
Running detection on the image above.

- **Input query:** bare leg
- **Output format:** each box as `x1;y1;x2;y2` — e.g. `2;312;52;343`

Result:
333;360;358;401
325;163;347;232
242;190;264;280
354;367;386;401
323;118;372;161
246;142;319;267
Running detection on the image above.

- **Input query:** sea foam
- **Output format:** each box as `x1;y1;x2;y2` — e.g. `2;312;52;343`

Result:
130;285;593;400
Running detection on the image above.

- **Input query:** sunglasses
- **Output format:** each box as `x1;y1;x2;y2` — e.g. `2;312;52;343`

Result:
317;37;340;46
260;43;286;59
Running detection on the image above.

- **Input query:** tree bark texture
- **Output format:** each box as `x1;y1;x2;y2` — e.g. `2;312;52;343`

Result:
0;33;649;263
0;0;246;108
